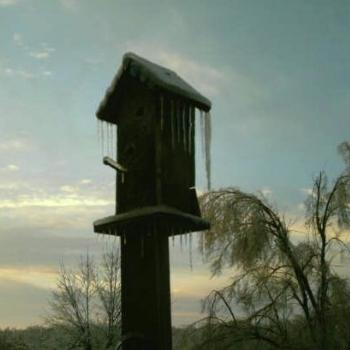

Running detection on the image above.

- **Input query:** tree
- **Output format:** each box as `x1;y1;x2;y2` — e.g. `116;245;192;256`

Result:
48;249;121;350
95;249;121;349
198;146;350;349
49;254;96;350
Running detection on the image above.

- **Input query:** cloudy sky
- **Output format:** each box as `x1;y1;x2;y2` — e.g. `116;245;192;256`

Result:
0;0;349;328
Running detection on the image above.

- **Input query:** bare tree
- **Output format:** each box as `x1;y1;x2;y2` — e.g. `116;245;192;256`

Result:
48;249;121;350
198;162;350;349
49;254;96;350
95;249;121;349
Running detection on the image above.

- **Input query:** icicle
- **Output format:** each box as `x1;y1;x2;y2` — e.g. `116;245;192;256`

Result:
109;123;113;158
123;233;127;245
199;110;205;156
105;122;109;156
97;119;102;157
191;106;195;155
189;109;191;154
170;100;175;149
160;95;164;132
104;121;108;156
204;111;212;190
112;124;115;159
177;102;181;144
182;104;187;151
189;233;193;270
101;121;105;156
113;124;117;160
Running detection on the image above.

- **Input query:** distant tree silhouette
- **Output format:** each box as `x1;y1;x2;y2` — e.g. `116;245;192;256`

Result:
48;249;121;350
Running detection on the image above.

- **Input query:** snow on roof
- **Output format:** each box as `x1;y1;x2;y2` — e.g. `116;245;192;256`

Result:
96;52;211;122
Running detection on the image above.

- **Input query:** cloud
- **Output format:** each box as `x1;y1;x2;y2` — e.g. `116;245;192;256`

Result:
80;179;92;185
300;187;313;195
29;51;50;59
12;33;55;61
13;32;23;46
0;0;19;6
0;195;112;209
60;185;77;193
4;164;19;172
42;70;53;77
260;187;273;196
3;67;35;79
0;267;57;290
0;136;32;152
29;45;55;60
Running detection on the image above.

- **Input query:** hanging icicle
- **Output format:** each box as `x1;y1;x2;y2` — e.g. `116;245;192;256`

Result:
199;110;205;156
101;120;105;156
189;232;193;270
197;109;212;190
182;104;187;152
170;100;175;150
97;119;102;157
204;111;212;190
177;101;181;144
187;107;191;154
109;123;113;158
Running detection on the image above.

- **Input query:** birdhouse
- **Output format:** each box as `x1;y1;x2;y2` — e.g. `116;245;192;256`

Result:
94;53;211;236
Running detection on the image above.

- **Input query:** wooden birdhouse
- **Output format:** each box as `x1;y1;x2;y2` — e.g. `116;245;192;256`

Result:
94;52;211;236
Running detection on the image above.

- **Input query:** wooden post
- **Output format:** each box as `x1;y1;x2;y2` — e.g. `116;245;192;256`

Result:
93;53;212;350
120;229;172;349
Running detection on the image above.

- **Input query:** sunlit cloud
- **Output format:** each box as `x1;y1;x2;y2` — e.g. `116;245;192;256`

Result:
3;164;19;172
60;185;77;193
0;267;57;290
0;136;32;152
80;179;92;185
0;195;112;209
29;45;55;60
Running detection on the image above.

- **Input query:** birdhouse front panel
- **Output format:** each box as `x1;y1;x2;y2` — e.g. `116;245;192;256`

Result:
116;76;158;214
157;94;198;215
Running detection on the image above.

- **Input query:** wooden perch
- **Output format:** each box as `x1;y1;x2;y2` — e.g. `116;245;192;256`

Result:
103;156;128;173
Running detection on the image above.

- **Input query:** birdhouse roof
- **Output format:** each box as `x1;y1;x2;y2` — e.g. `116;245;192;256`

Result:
96;52;211;123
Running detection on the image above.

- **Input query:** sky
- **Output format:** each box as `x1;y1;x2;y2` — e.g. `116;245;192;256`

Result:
0;0;349;328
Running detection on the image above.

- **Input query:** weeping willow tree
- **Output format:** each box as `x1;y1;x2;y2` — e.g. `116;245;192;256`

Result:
197;144;350;350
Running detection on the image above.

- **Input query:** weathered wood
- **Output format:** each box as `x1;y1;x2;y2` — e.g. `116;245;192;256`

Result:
121;228;171;350
93;205;210;236
93;53;212;350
